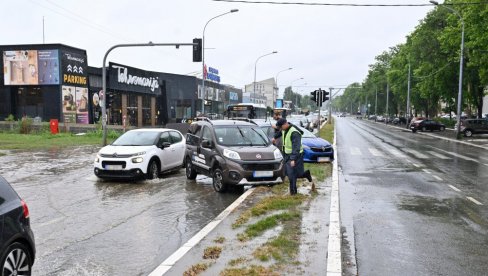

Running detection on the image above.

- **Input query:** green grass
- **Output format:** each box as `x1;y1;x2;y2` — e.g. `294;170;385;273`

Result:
0;131;119;150
305;163;332;182
319;117;334;143
238;212;300;241
232;194;305;228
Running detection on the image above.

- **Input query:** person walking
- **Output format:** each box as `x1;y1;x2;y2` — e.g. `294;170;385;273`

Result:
276;118;312;195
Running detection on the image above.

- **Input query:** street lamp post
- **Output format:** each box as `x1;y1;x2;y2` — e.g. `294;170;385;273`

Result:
253;51;277;103
274;67;292;107
201;9;238;115
289;77;304;113
430;0;464;139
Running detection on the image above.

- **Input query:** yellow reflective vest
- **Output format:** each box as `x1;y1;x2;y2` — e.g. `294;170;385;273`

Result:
283;126;304;154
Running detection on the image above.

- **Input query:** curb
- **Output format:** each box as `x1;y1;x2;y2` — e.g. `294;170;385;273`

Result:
327;118;342;275
148;187;256;276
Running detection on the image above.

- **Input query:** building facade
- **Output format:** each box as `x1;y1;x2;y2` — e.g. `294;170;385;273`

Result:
1;43;243;127
244;78;276;108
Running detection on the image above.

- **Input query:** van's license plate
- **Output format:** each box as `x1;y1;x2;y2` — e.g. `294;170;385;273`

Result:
253;171;273;177
105;165;122;170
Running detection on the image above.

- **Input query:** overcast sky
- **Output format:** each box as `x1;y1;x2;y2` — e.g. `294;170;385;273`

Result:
1;0;435;96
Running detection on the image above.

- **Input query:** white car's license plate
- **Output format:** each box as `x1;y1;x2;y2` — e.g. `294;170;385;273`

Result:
105;165;122;170
317;157;330;163
253;171;273;177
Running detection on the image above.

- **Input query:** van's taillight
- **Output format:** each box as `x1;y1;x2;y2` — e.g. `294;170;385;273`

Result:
21;199;30;219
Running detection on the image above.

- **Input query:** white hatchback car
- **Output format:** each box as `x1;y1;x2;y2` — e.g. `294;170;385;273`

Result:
94;128;186;180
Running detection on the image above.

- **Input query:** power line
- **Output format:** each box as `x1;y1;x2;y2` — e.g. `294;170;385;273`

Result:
212;0;488;6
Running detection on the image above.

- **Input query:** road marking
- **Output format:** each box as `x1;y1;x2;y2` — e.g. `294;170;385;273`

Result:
387;148;406;158
411;162;421;168
467;197;484;206
426;146;486;166
422;169;432;174
433;175;443;181
368;148;383;157
427;151;450;160
350;147;361;156
404;149;429;159
448;185;461;192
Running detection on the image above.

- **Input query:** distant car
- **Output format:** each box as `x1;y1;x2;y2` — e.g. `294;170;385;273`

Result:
455;119;488;137
376;116;385;122
410;119;445;133
296;126;334;162
0;175;36;276
94;128;186;180
338;113;346;117
392;117;407;125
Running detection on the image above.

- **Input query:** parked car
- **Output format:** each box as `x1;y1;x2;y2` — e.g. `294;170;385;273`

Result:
185;119;284;193
0;175;36;276
297;126;334;162
376;116;385;122
410;119;446;133
407;117;426;128
94;128;186;180
392;117;407;125
455;119;488;137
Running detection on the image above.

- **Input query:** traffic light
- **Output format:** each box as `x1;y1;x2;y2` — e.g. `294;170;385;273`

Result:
106;93;114;108
321;90;330;102
193;38;202;62
310;90;317;103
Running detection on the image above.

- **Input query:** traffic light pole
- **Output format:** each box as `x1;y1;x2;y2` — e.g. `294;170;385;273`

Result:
101;42;197;146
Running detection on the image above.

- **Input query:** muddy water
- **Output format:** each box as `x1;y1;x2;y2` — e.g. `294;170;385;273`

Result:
0;146;239;275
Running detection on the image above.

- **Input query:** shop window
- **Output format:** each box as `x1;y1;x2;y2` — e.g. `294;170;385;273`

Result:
142;95;152;126
127;94;138;126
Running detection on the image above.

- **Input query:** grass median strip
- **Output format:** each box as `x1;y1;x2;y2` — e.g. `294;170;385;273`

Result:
237;211;300;242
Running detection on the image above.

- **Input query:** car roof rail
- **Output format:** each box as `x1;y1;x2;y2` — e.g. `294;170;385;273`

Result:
228;118;257;125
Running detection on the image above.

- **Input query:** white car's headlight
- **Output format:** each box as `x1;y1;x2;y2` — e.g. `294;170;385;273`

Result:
131;151;146;157
223;148;241;160
132;157;144;163
274;148;283;160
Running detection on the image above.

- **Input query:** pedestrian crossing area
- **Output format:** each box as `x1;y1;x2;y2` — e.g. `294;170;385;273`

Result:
344;146;451;160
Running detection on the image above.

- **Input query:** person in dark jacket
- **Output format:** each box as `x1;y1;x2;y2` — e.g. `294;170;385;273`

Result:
276;118;312;195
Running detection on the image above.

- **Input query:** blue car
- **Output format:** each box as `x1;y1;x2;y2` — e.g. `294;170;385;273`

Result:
297;126;334;162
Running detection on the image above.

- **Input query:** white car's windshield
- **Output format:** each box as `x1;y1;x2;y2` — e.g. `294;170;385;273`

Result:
112;131;159;146
214;126;269;146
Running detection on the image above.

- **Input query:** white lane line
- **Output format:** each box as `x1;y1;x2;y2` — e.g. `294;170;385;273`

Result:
350;147;361;156
422;169;432;174
467;197;484;206
447;185;461;192
448;185;461;192
433;175;443;181
368;148;384;157
404;149;429;159
426;146;487;166
427;151;450;160
412;163;421;168
387;148;407;158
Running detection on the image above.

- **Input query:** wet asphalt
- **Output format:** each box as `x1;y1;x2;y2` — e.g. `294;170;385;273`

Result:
0;146;240;276
338;117;488;276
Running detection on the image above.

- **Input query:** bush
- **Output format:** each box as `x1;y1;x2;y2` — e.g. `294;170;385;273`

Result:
435;117;455;128
6;114;15;122
18;117;33;134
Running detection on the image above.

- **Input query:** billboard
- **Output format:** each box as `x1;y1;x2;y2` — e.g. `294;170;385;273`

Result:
2;50;59;85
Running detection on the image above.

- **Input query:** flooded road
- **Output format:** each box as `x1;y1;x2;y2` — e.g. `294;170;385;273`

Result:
0;146;240;275
337;118;488;276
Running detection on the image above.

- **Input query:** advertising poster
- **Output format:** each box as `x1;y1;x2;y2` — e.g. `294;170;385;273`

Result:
75;87;89;124
3;50;39;85
62;85;76;123
37;50;60;84
61;50;87;86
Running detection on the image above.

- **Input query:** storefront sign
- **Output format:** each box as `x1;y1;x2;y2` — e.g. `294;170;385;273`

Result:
61;50;88;87
108;62;161;95
229;91;239;101
3;49;60;85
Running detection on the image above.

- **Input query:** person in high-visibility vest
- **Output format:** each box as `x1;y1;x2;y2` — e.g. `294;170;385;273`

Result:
276;118;312;195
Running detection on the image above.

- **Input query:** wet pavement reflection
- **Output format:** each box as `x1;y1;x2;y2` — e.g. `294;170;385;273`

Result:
0;146;240;275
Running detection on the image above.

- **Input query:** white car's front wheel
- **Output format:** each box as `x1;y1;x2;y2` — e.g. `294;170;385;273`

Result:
147;160;159;180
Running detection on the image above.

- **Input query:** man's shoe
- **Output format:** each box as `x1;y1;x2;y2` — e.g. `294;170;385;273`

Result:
304;170;312;182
